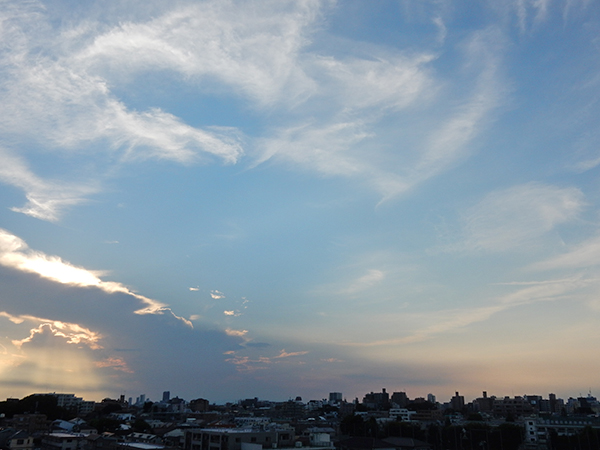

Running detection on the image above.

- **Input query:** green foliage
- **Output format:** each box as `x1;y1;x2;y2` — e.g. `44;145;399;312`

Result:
383;420;426;440
550;426;600;450
340;415;379;437
88;417;121;433
99;402;122;416
142;401;154;413
340;414;365;436
467;413;484;421
132;418;152;433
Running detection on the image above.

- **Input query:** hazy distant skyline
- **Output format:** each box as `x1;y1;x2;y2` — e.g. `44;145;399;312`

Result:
2;0;600;403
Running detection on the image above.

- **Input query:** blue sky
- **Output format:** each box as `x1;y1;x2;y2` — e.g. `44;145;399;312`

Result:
1;0;600;404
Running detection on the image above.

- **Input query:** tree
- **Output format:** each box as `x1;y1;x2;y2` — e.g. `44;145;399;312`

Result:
132;418;152;433
340;414;365;436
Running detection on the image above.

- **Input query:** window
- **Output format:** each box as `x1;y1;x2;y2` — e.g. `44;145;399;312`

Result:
251;438;257;443
16;440;24;445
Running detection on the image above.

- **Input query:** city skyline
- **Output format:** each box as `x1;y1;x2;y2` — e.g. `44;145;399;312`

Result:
5;387;597;407
2;0;600;403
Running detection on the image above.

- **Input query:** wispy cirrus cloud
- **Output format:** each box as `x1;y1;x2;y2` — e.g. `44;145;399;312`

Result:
530;234;600;271
77;1;321;107
458;182;585;252
257;27;506;201
0;0;244;221
0;0;511;224
341;269;386;295
0;148;99;222
224;347;308;373
341;275;593;347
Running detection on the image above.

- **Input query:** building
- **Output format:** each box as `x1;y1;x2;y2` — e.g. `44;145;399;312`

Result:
450;392;464;412
524;415;600;449
390;393;408;408
362;389;390;410
388;409;415;422
185;428;295;450
0;429;35;450
83;435;118;450
6;414;49;434
473;392;494;413
329;393;342;404
492;397;533;418
189;398;209;413
41;433;84;450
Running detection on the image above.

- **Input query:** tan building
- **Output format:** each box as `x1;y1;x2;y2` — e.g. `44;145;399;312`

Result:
0;429;35;450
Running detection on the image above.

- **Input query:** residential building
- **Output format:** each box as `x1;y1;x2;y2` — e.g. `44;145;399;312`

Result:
450;392;464;412
492;397;533;418
185;428;294;450
329;393;342;404
390;393;408;408
41;433;84;450
0;429;34;450
362;389;389;410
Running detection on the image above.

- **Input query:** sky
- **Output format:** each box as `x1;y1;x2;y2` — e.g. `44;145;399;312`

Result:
1;0;600;405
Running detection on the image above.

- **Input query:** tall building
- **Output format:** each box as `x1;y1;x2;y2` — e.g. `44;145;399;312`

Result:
549;393;557;413
474;391;494;412
362;388;389;410
391;391;409;408
329;392;342;403
163;391;171;402
450;392;465;412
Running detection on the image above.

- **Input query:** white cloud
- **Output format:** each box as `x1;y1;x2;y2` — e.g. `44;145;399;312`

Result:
274;349;309;358
531;234;600;271
341;275;593;347
77;0;321;107
341;269;386;295
308;53;435;112
460;183;585;252
256;27;506;201
0;1;244;221
0;148;99;222
514;0;551;32
0;312;102;350
0;228;192;325
211;290;226;299
95;357;134;373
224;328;248;337
0;0;512;223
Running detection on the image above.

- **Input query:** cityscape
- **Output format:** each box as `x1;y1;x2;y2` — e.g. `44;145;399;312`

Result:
3;2;600;450
1;388;600;450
